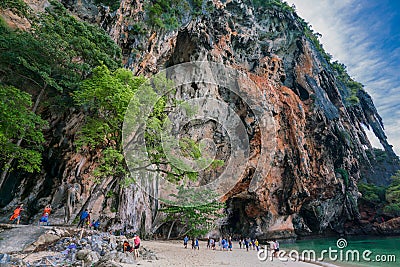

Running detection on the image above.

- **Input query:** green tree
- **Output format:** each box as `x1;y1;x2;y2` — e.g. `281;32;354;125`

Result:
73;65;146;180
160;186;225;238
0;85;47;187
384;170;400;216
0;1;121;187
145;0;209;30
358;183;386;204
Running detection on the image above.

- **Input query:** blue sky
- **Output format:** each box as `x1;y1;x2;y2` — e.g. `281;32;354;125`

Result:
285;0;400;155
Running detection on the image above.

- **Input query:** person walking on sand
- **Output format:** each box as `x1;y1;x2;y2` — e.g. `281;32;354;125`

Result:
244;237;249;251
221;237;226;251
191;238;195;249
207;236;211;249
273;239;279;258
184;235;189;249
255;239;259;251
9;204;24;224
195;237;199;250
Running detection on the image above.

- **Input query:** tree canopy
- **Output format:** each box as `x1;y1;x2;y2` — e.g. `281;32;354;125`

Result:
0;85;47;173
0;1;122;187
384;170;400;216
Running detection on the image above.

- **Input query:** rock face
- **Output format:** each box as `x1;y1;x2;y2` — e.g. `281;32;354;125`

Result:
0;0;398;239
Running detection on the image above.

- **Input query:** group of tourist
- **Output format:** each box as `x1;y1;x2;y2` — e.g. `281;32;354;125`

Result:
9;204;100;230
123;233;141;259
183;235;280;256
76;208;100;230
9;203;52;226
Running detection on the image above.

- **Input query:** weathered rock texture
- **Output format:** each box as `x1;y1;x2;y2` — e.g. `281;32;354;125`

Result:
0;0;398;239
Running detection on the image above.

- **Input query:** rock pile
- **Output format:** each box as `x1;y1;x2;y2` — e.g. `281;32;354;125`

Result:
0;227;158;267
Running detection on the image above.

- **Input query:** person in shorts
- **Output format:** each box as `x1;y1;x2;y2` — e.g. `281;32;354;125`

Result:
133;233;141;259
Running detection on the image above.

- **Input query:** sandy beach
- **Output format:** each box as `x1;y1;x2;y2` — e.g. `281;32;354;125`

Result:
134;240;334;267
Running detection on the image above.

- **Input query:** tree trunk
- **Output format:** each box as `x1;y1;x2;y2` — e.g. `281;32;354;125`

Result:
167;219;177;240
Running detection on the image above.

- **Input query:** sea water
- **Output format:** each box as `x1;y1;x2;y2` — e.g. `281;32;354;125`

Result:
284;236;399;267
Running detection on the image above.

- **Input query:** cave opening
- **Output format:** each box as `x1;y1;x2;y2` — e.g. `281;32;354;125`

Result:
221;197;254;237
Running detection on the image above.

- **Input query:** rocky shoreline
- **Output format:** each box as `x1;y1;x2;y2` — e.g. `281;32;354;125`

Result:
0;224;157;266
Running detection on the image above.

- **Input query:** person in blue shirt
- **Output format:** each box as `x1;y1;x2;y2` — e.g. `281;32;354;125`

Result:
195;238;199;250
221;238;226;251
77;209;89;228
183;235;189;248
92;219;100;230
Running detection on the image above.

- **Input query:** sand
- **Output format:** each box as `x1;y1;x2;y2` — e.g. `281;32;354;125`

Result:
133;240;336;267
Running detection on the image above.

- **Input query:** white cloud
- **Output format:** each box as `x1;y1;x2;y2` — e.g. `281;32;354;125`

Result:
286;0;400;155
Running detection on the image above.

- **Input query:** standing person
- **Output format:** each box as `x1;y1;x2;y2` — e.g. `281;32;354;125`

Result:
244;237;249;251
183;235;189;249
191;238;195;249
194;237;199;250
9;204;24;225
210;238;215;250
221;237;226;251
273;239;279;258
255;239;259;251
43;204;52;216
86;210;92;228
228;237;233;251
207;237;211;249
133;233;141;259
238;238;242;249
77;209;89;228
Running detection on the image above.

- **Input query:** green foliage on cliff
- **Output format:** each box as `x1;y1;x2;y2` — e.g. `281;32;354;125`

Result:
252;0;295;13
358;183;386;204
145;0;211;29
366;147;388;162
145;0;190;29
73;65;146;179
0;85;47;173
94;0;121;11
0;0;29;16
0;1;121;180
384;170;400;216
0;1;121;98
160;186;225;238
331;61;362;105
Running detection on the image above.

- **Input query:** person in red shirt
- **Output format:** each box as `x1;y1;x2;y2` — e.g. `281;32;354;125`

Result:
133;233;141;259
43;204;51;216
9;204;24;225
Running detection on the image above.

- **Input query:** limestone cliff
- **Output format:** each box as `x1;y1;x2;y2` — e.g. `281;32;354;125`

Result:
0;0;398;239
